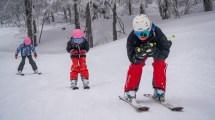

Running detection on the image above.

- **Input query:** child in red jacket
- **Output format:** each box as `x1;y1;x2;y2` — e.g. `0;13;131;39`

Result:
66;29;90;90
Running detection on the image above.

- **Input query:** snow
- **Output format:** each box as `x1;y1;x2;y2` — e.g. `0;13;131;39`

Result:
1;5;215;120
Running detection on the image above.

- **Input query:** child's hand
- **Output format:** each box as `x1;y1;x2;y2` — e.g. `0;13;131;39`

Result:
34;53;38;58
15;54;18;59
70;50;78;55
80;50;86;55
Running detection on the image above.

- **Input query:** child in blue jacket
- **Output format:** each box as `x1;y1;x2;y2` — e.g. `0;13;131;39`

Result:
15;37;38;74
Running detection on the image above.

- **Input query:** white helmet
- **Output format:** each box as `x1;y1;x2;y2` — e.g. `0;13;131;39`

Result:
133;14;152;32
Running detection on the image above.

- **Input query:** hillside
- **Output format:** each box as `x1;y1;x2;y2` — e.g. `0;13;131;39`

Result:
0;7;215;120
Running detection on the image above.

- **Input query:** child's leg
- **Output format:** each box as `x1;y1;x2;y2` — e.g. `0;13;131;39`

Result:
79;57;89;89
70;58;80;80
18;56;26;72
27;55;38;71
124;59;147;92
79;57;89;79
152;59;167;91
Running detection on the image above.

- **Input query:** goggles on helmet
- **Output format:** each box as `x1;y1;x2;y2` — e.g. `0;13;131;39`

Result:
72;38;84;44
135;29;150;41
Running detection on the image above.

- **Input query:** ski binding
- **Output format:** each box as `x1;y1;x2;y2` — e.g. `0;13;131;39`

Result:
143;94;183;111
119;96;149;112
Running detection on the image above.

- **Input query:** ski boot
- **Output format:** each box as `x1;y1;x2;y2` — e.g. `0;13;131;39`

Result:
154;88;165;102
82;78;90;89
124;90;136;102
18;70;22;74
34;70;38;74
17;70;23;75
70;80;79;90
34;70;41;75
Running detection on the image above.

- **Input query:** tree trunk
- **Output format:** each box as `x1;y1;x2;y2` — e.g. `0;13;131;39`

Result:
67;4;72;23
39;12;47;43
171;0;180;18
24;0;33;44
140;2;145;14
128;0;132;15
51;11;55;22
63;7;68;22
158;0;171;19
113;2;117;41
184;0;191;15
74;0;80;29
85;3;93;48
33;19;37;46
204;0;213;11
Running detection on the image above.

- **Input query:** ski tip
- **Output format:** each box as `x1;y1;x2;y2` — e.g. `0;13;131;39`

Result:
143;94;151;97
171;107;184;111
84;86;90;89
70;86;79;90
137;107;150;112
16;73;24;76
119;96;125;99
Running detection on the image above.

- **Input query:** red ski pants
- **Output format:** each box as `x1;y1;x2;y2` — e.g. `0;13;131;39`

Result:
70;57;89;80
124;59;167;91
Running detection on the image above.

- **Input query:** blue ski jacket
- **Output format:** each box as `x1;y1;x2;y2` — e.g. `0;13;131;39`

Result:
16;43;37;56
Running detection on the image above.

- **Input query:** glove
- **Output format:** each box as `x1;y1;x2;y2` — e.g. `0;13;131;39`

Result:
135;46;147;60
145;42;156;56
132;55;143;64
34;53;38;58
80;50;86;55
70;49;78;55
15;54;18;59
70;49;74;54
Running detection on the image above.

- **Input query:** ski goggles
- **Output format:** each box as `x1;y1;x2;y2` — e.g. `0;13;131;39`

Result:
135;29;150;41
72;38;84;44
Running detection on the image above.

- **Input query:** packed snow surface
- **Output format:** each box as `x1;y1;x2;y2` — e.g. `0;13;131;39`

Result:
0;9;215;120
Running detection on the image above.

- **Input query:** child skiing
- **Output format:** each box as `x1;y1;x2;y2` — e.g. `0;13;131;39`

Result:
66;29;90;90
15;37;39;75
123;14;172;102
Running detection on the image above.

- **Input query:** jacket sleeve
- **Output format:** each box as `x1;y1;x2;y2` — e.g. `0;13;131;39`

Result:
30;44;36;54
152;28;172;60
127;32;139;64
15;44;23;55
66;41;72;53
79;39;89;52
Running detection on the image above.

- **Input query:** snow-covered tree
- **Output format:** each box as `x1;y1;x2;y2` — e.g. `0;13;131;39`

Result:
158;0;171;19
203;0;213;11
169;0;180;18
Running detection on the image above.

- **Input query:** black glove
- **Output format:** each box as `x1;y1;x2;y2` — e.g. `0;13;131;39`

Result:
135;46;147;60
145;42;156;57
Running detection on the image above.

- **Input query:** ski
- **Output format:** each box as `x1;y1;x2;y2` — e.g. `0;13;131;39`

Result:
84;86;90;89
143;94;183;111
119;96;149;112
16;72;42;76
16;73;25;76
70;86;79;90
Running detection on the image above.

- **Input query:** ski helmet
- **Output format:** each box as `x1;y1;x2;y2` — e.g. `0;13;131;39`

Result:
24;37;31;45
133;14;152;40
72;29;84;38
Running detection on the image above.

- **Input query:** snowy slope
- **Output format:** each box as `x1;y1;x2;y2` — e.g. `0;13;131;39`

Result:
1;9;215;120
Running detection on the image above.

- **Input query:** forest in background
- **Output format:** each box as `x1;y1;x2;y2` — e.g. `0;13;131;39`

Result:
0;0;213;47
